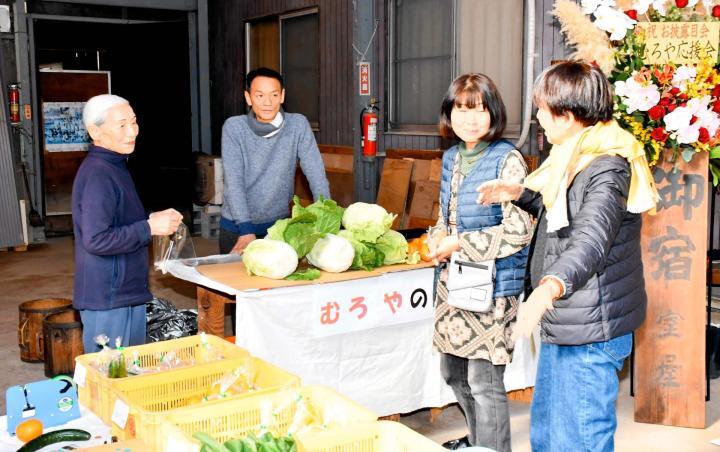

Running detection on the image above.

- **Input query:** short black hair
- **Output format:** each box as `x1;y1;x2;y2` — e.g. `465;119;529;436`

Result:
245;67;284;91
533;61;613;127
438;73;507;142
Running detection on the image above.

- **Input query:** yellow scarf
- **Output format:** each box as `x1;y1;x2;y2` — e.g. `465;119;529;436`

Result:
524;120;659;232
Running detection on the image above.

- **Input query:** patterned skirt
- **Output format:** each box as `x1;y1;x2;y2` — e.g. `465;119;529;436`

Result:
433;278;519;365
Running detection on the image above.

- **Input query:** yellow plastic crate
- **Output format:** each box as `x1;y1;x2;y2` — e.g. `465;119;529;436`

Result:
75;334;254;420
159;385;378;452
109;355;301;449
295;421;445;452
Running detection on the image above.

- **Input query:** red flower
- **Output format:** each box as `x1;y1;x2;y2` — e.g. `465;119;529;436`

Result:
659;97;672;107
668;104;678;112
625;9;638;20
670;87;681;95
651;127;669;142
699;127;710;143
648;105;666;121
676;0;689;7
679;93;689;100
713;5;720;17
713;101;720;113
713;84;720;98
690;115;698;125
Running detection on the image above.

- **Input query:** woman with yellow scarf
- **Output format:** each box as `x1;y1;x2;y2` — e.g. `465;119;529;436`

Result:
477;61;659;452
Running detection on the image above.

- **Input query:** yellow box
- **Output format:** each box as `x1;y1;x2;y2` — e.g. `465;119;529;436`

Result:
160;386;378;452
109;355;300;449
75;334;254;420
295;420;445;452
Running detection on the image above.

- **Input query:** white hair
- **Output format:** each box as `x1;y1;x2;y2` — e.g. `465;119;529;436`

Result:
83;94;129;127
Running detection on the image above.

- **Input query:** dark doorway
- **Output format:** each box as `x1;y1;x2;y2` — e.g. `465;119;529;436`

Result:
34;17;193;233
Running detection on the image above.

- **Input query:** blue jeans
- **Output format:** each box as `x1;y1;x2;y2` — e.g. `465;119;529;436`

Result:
80;304;147;353
530;334;632;452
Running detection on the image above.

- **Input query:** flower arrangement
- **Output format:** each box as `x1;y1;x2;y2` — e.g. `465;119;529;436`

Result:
553;0;720;184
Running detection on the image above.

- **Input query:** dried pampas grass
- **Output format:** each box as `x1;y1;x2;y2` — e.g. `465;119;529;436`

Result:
552;0;616;75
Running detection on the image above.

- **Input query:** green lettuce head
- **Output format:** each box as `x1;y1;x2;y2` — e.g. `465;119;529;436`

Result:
375;230;409;265
341;202;395;242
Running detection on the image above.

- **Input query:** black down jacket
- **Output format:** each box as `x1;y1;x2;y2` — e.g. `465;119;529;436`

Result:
515;155;647;345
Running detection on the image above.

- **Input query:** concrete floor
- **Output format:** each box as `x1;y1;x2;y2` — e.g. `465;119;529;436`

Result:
1;236;720;451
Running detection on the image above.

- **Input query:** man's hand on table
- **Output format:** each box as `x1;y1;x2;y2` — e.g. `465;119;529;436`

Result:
231;233;256;254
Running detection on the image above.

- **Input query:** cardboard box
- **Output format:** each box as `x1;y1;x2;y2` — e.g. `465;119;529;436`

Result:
195;154;223;204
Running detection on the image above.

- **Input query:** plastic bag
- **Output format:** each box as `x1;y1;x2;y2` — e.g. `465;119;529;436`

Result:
154;223;196;274
145;297;198;343
91;335;128;378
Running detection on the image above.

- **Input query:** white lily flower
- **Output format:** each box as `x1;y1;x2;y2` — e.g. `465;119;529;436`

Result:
594;5;636;40
685;96;720;136
582;0;617;15
632;0;654;14
702;0;716;13
676;124;700;144
687;95;711;114
615;78;661;113
696;109;720;136
672;66;697;90
652;0;668;15
663;105;693;131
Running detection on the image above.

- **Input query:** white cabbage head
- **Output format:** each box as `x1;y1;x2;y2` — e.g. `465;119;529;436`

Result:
243;239;298;279
306;233;355;273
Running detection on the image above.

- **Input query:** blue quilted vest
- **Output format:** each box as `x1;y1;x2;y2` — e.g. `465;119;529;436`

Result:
439;139;528;298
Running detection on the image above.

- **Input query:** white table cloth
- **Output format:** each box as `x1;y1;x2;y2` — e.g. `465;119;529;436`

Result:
166;259;539;416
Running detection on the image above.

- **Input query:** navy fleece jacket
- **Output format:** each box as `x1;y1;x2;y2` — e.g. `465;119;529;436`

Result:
71;145;152;310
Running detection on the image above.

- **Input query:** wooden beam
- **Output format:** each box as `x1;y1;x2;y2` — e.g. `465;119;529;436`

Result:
53;0;198;11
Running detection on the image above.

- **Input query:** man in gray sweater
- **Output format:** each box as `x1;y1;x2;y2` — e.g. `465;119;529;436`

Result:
219;67;330;254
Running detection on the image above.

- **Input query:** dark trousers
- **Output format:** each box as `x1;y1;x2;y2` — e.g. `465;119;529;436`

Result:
440;352;511;452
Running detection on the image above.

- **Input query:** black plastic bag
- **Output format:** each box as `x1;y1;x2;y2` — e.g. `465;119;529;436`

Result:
146;297;198;342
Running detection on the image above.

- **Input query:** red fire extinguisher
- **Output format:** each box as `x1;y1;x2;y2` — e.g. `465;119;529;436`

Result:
361;98;379;157
8;83;20;124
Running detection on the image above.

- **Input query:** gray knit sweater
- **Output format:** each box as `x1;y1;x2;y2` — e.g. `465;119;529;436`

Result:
220;113;330;235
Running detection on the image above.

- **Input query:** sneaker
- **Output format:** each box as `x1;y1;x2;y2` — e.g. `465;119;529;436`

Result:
442;435;471;449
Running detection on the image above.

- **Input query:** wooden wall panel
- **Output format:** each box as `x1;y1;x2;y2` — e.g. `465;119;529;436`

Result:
210;0;572;154
373;0;573;157
210;0;352;148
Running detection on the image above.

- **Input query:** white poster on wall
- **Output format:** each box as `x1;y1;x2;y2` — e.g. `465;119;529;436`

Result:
43;102;90;152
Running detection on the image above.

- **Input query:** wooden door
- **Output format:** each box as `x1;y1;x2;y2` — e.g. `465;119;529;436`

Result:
40;70;109;230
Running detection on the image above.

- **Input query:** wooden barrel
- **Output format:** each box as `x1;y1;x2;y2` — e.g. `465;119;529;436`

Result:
18;298;72;362
43;308;84;377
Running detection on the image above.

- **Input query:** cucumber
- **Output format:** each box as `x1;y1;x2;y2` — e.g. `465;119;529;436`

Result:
17;428;91;452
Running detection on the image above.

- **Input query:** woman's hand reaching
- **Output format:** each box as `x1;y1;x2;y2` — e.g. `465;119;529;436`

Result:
476;179;523;205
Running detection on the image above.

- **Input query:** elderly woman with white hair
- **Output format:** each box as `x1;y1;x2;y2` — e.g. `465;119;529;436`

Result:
72;94;182;352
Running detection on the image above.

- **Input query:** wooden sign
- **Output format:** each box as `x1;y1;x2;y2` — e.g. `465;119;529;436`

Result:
635;152;709;428
637;22;720;65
